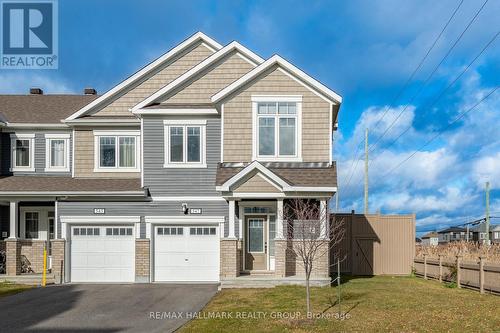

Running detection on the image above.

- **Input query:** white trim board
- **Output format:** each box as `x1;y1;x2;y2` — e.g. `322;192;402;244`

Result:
133;108;218;115
131;41;264;112
152;196;226;202
145;216;225;224
65;32;222;121
60;216;141;223
211;55;342;104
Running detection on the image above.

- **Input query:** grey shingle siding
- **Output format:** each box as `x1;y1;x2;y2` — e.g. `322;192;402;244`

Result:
142;116;221;196
57;200;228;238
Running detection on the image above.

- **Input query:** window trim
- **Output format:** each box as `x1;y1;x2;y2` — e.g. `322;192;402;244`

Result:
93;130;141;172
251;96;302;162
10;133;35;172
163;119;207;168
44;133;70;172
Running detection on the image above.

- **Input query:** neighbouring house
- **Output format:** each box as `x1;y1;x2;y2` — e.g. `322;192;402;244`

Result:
437;227;472;244
472;223;500;244
420;232;439;246
0;32;341;285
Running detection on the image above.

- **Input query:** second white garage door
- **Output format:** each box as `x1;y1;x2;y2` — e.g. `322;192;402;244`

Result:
70;226;135;283
154;225;219;282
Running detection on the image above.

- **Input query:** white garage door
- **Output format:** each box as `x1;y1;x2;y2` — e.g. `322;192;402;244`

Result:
154;225;219;282
71;226;135;283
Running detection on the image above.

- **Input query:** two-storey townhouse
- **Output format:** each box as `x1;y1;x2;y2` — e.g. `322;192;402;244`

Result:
0;32;341;286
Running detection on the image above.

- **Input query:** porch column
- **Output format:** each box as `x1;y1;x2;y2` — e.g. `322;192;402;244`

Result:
276;198;284;239
320;199;329;239
228;199;236;239
9;201;18;239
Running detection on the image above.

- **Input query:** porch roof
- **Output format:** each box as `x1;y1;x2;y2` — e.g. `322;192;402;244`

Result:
215;162;337;187
0;176;145;196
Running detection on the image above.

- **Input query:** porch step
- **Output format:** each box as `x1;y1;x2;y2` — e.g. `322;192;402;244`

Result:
220;276;331;288
0;273;56;286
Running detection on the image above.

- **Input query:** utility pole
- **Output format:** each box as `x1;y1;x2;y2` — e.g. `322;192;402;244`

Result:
364;128;369;215
485;182;490;245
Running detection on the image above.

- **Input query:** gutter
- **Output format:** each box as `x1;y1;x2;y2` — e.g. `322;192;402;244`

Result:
4;122;69;129
62;118;140;126
0;190;146;197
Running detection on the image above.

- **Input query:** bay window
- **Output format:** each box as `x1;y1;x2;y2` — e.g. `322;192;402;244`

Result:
10;133;35;171
164;120;206;168
94;131;140;172
253;97;301;161
45;133;70;172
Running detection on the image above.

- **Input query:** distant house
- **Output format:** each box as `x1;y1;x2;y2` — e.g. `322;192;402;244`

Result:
472;223;500;244
421;232;439;246
437;227;471;243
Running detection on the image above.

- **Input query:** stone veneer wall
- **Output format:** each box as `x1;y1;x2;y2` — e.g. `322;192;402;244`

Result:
5;239;21;275
135;239;150;282
220;239;239;278
50;240;65;284
19;240;46;273
275;239;329;278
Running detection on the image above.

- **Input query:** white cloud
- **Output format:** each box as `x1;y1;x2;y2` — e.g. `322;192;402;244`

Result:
472;152;500;189
0;73;74;94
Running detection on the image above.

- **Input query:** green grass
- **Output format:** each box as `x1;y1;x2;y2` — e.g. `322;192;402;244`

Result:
181;276;500;332
0;281;32;298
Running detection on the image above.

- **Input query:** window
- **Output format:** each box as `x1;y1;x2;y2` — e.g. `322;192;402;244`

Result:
189;227;216;235
11;134;35;171
48;211;55;239
25;212;39;239
94;131;140;172
157;227;184;235
164;120;206;168
248;219;264;252
73;227;100;236
494;232;500;239
45;134;70;172
105;227;133;236
252;97;301;161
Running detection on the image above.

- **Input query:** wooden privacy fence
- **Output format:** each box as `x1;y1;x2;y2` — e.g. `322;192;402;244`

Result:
331;212;415;275
414;256;500;294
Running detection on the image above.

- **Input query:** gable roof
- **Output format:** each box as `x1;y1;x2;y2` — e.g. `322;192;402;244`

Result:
65;32;222;121
131;41;264;112
0;94;100;124
421;231;438;239
211;55;342;105
215;161;337;193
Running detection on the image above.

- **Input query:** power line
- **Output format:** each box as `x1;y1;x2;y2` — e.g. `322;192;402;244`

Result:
342;27;498;201
367;0;490;154
338;0;465;191
380;86;498;180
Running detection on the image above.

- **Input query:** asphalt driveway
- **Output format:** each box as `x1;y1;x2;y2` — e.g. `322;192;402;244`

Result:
0;283;218;332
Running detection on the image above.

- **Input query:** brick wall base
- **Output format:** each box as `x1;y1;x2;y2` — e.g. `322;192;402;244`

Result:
5;239;21;275
275;239;329;278
135;239;150;283
220;239;239;278
19;240;46;273
50;240;65;284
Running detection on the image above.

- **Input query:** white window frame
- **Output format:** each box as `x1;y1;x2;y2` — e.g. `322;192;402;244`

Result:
45;133;70;172
93;130;141;172
251;95;302;162
10;133;35;172
163;119;207;168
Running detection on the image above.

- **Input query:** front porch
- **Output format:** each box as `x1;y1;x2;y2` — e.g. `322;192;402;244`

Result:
0;200;65;283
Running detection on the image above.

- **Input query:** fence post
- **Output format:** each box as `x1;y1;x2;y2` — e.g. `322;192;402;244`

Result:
456;255;462;288
423;254;427;280
438;255;442;283
479;256;485;294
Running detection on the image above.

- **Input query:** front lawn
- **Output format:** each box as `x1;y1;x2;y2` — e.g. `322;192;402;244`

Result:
181;276;499;332
0;282;32;298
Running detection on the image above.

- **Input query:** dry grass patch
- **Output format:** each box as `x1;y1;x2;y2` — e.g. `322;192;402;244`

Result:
0;281;32;298
180;276;499;333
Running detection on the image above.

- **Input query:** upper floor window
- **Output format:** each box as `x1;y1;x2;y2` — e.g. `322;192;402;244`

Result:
164;120;206;168
93;131;140;172
252;96;302;162
45;133;70;172
10;133;35;172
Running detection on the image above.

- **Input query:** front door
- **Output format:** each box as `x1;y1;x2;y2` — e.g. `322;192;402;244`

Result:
245;216;267;270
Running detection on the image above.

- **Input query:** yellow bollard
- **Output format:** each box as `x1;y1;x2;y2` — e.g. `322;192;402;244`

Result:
42;247;47;287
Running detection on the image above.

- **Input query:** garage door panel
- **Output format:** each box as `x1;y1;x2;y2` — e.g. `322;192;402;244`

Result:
70;226;135;283
154;226;219;282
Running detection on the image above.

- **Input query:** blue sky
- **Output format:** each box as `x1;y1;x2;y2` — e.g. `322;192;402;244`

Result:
1;0;499;235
